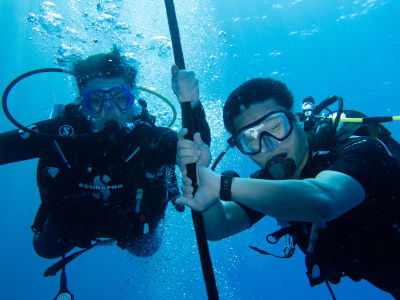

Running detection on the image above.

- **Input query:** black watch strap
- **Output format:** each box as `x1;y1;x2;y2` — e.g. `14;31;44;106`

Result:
220;170;239;201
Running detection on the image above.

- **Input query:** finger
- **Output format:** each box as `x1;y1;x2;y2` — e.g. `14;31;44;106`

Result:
184;71;195;80
178;128;188;139
182;176;192;186
193;132;204;147
176;197;194;208
179;148;198;158
182;184;194;194
179;156;200;165
177;139;196;150
187;78;198;87
177;70;195;79
181;165;187;176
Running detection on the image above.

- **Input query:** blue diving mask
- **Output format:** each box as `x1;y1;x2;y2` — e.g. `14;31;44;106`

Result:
81;86;135;117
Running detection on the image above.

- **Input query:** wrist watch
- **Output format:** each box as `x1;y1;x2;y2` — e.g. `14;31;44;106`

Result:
219;170;239;201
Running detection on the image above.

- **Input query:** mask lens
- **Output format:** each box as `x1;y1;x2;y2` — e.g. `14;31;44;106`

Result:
236;128;260;154
261;112;291;139
235;111;292;155
83;87;134;116
88;92;104;111
110;88;132;110
84;90;105;116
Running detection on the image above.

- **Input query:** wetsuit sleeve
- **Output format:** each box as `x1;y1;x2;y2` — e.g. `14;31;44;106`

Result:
153;102;211;166
0;120;54;165
235;202;265;227
235;138;395;227
153;127;179;165
192;102;211;146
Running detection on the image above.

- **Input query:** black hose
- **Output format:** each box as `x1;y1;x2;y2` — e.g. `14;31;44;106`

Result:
2;68;73;137
163;1;219;299
325;281;337;300
313;95;344;137
211;151;226;171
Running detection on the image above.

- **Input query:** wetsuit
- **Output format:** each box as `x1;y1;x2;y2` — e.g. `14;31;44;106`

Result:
0;103;211;258
245;135;400;298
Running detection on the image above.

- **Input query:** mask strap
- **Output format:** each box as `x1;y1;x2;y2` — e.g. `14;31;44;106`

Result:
211;137;235;171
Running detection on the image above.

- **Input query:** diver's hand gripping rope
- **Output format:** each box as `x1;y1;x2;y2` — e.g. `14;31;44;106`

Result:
164;0;219;299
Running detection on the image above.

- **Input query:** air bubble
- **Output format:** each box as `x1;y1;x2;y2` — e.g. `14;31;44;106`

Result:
148;36;172;58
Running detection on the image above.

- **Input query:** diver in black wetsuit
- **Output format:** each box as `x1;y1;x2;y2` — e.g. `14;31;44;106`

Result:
176;78;400;299
0;46;211;259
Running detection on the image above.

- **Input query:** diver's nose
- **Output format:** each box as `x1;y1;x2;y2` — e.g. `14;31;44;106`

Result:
261;135;277;152
103;100;116;116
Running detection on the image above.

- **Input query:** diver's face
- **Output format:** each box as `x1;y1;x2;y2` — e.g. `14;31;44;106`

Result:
233;99;309;178
83;77;136;131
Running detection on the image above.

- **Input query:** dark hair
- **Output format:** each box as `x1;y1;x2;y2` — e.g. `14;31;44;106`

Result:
223;78;294;134
73;46;137;93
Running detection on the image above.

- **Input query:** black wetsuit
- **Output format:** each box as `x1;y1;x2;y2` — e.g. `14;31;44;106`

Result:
246;136;400;298
0;103;210;258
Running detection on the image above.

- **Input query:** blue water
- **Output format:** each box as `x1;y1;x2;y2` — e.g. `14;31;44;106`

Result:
0;0;399;299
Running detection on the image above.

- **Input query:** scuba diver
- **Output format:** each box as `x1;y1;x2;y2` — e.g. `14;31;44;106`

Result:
176;77;400;299
0;46;211;259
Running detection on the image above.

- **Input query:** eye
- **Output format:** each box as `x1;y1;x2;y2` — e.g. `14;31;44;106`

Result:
267;121;281;132
245;128;258;141
112;91;126;100
89;94;103;107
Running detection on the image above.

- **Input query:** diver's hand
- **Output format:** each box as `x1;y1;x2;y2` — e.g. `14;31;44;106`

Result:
171;65;200;107
176;166;221;212
176;128;211;170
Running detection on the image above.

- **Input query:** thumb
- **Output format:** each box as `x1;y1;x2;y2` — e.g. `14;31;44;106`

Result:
178;128;188;140
176;197;193;208
171;64;179;76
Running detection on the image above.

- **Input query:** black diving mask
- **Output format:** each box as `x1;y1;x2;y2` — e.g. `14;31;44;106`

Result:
234;111;294;155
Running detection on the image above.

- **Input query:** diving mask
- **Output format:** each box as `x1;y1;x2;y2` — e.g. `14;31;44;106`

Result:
234;111;293;155
81;86;135;117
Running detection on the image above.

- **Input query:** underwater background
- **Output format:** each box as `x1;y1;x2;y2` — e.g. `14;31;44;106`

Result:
0;0;399;299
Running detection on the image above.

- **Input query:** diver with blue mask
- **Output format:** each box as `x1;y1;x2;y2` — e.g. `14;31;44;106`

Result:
0;46;211;296
79;77;139;131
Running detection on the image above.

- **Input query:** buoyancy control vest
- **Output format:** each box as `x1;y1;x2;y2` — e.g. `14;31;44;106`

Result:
248;109;400;288
32;103;179;247
288;110;400;286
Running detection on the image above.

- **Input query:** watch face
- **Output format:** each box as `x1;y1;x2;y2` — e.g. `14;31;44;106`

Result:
57;293;71;300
